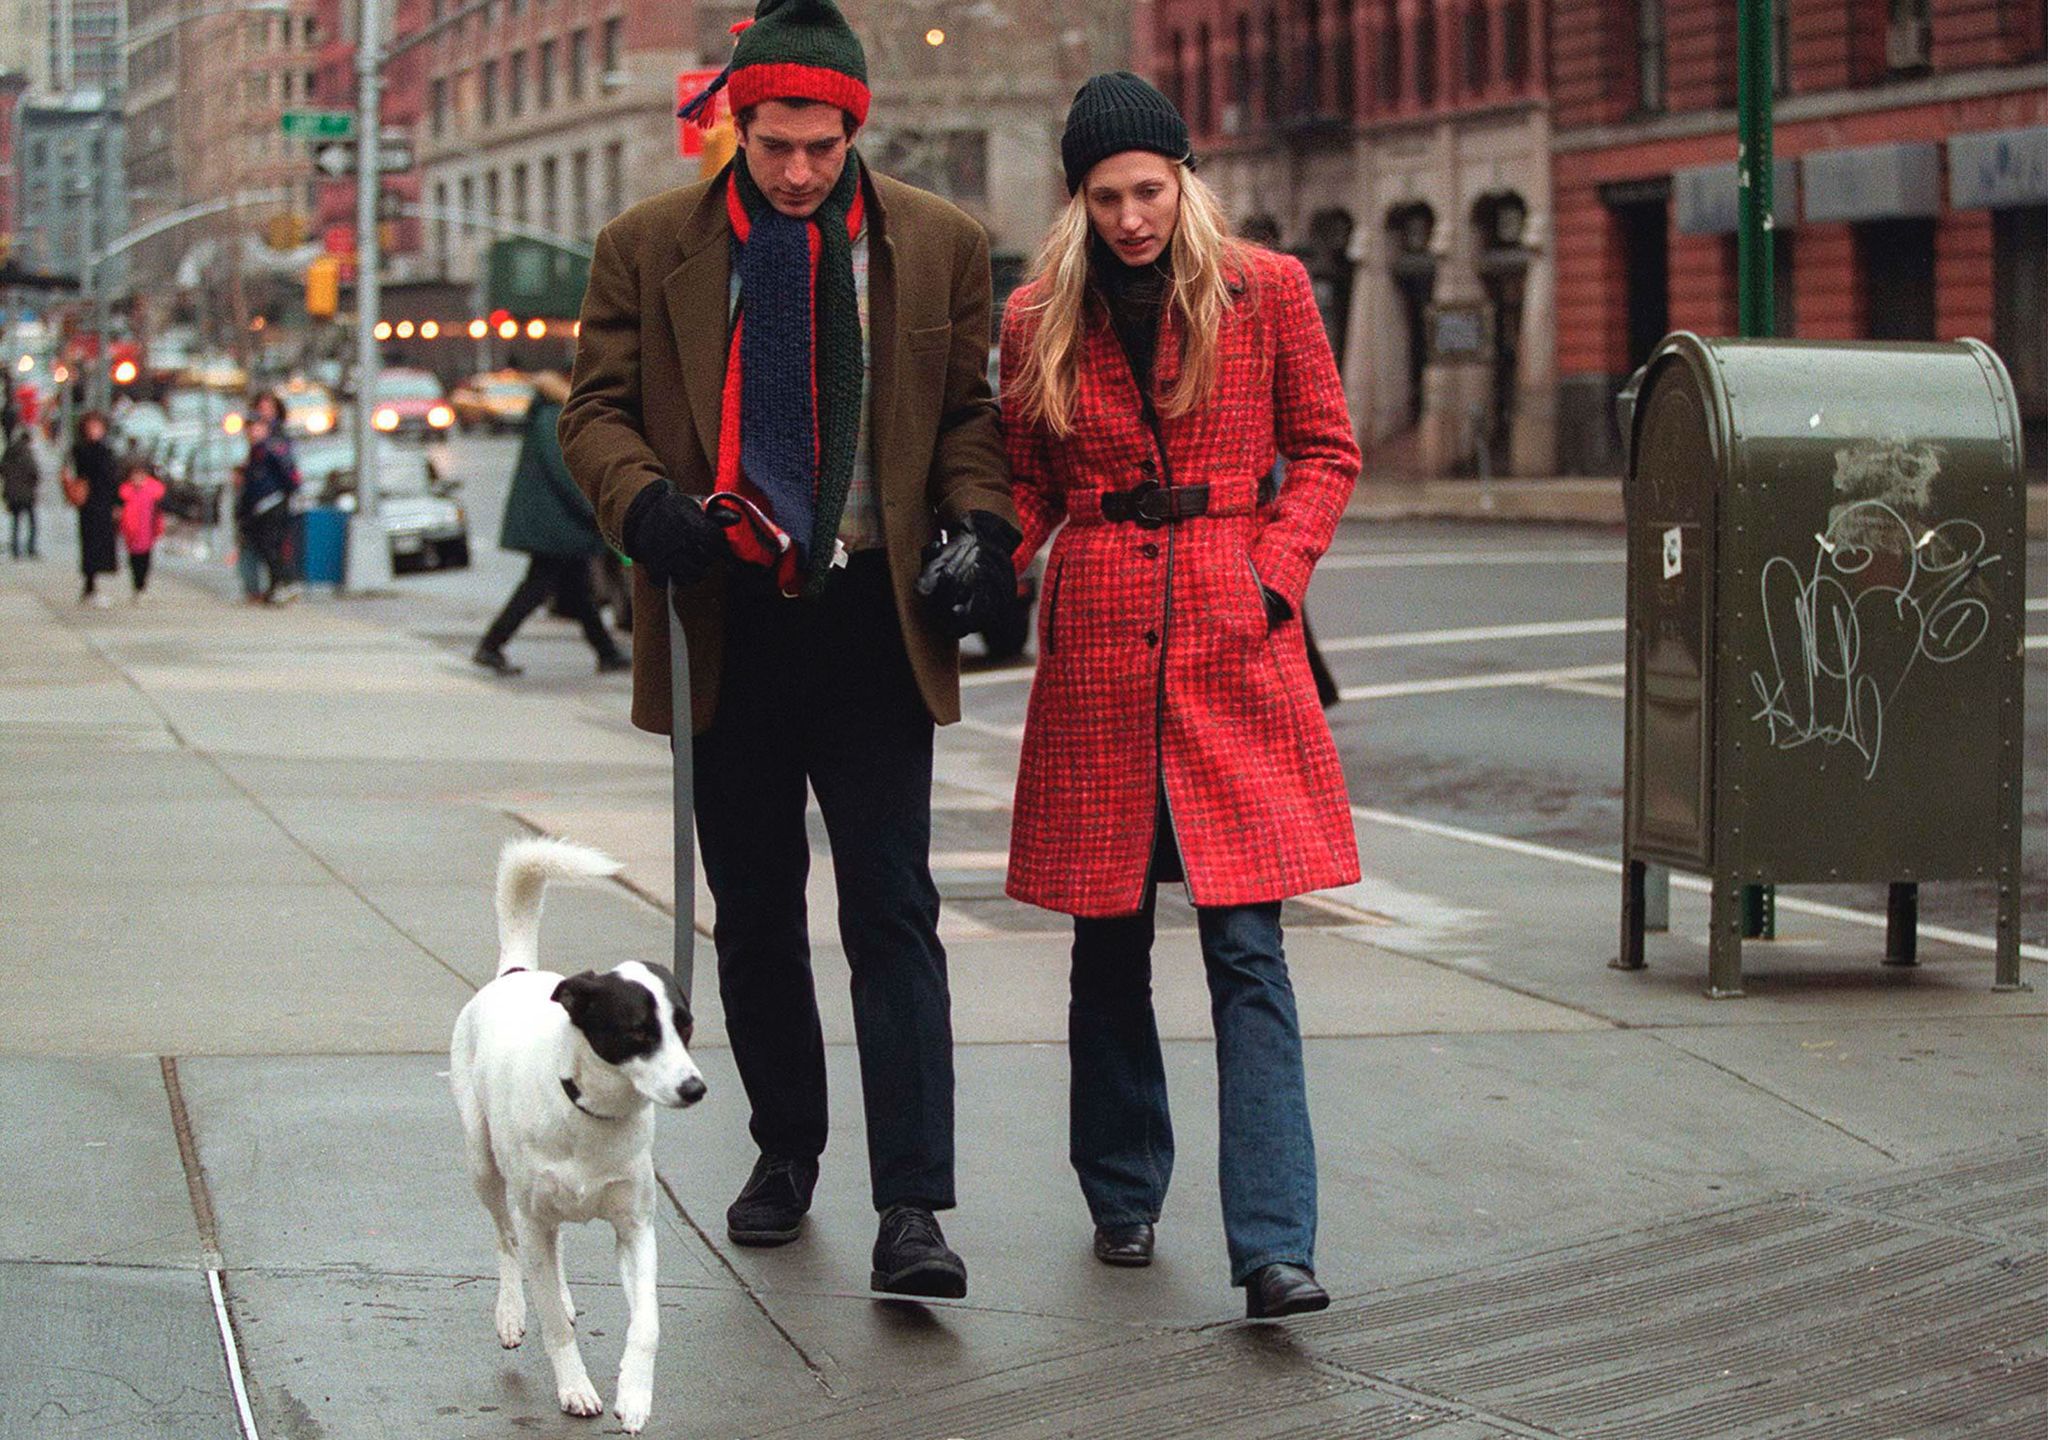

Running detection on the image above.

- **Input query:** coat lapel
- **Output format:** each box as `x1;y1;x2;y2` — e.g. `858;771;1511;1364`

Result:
661;173;736;481
865;173;901;502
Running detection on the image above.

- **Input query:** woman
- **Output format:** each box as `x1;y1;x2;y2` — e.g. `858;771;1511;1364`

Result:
1001;73;1361;1318
2;400;39;559
472;373;628;676
237;393;301;604
66;411;122;605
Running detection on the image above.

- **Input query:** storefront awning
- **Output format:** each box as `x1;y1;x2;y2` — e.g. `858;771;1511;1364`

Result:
1800;143;1941;225
1673;160;1799;235
1950;127;2048;211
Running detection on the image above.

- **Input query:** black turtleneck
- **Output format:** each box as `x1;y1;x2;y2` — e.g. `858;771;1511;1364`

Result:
1092;238;1172;402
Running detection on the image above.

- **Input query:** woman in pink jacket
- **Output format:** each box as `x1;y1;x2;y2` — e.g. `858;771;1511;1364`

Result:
118;459;167;602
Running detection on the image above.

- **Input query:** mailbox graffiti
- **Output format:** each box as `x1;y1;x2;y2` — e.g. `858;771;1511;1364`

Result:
1748;447;2001;780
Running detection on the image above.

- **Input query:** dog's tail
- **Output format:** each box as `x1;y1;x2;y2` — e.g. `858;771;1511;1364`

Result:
495;836;623;977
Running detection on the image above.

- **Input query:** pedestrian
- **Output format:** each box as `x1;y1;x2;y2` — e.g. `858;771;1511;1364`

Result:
562;0;1018;1300
118;457;168;602
2;400;40;560
474;373;630;676
238;396;301;604
999;73;1361;1318
65;411;122;606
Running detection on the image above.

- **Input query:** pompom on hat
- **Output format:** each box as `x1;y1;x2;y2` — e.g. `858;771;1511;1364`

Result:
1060;71;1194;194
678;0;871;130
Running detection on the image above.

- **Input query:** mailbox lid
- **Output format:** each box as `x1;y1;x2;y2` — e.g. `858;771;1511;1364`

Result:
1704;338;2025;883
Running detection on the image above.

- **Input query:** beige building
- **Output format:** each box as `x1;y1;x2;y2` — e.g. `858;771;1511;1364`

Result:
1;0;53;95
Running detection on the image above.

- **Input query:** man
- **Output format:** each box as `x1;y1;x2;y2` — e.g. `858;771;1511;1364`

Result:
560;0;1017;1300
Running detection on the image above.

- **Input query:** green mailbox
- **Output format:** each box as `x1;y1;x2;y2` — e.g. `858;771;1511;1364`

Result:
1619;334;2027;996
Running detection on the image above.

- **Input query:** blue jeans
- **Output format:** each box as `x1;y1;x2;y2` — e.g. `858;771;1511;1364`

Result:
1069;889;1318;1285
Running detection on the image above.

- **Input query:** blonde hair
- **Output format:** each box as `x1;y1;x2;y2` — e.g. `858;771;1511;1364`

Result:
1010;163;1251;438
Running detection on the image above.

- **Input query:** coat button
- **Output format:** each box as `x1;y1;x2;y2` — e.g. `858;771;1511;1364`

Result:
1140;542;1159;559
1143;629;1159;647
1140;460;1158;479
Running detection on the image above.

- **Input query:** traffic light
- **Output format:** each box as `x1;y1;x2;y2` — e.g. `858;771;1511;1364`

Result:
265;212;308;250
306;256;341;318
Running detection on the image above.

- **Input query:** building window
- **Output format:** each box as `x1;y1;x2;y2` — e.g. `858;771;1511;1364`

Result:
572;148;590;238
1167;29;1186;116
509;50;525;117
513;162;529;222
1232;13;1252;113
1638;0;1666;112
1503;0;1528;86
1886;0;1931;73
482;59;498;125
430;77;446;136
458;174;474;237
434;180;449;271
601;17;622;80
1334;0;1356;117
542;154;559;232
1263;7;1283;121
1771;0;1791;94
1464;2;1489;94
1196;23;1214;134
1379;0;1402;105
570;29;588;100
539;39;556;108
604;140;623;217
1415;4;1437;105
1300;0;1323;115
485;169;501;222
870;129;989;204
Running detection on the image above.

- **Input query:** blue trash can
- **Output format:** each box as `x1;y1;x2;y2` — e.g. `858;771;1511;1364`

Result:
299;507;348;585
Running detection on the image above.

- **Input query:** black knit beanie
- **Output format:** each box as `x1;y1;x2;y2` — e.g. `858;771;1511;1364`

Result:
1061;71;1193;194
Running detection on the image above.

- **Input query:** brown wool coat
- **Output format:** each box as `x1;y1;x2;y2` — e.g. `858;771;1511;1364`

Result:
561;166;1016;736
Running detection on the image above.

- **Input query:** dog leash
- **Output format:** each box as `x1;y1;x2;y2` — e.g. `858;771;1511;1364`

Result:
669;582;695;1003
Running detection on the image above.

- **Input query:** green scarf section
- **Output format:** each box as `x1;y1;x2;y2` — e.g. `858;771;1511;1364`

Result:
731;155;865;596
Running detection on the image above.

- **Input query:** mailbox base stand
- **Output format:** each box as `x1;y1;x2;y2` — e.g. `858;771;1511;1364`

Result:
1883;883;1919;967
1707;877;1747;999
1995;880;2029;991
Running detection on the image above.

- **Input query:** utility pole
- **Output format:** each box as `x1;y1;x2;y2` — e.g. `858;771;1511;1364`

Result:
347;0;393;590
1737;0;1776;940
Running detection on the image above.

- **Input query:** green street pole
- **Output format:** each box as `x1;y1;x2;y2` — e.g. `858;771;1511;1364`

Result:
1737;0;1776;939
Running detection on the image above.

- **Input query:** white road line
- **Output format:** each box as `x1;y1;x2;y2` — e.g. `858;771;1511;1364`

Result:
1547;680;1627;699
2027;598;2048;612
2028;636;2047;650
1340;662;1626;702
210;1269;262;1440
1319;617;1624;653
1320;548;1626;571
1353;806;2048;964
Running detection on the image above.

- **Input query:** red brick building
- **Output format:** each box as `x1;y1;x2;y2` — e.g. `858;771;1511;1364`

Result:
1553;0;2048;473
1150;0;1555;475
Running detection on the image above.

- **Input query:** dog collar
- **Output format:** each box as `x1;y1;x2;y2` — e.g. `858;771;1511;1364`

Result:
560;1076;625;1121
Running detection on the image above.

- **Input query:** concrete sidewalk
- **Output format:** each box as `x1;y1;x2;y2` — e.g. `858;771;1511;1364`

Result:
5;547;2048;1439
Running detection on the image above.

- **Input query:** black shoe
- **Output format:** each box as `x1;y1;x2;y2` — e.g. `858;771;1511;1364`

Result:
596;651;631;673
871;1204;967;1299
1093;1223;1155;1268
471;644;522;677
1244;1263;1329;1319
726;1154;818;1246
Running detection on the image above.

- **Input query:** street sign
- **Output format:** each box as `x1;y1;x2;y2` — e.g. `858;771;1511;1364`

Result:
312;139;415;177
282;109;355;140
676;68;727;157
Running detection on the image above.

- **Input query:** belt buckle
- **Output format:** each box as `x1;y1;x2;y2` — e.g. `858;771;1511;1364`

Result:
1128;480;1169;529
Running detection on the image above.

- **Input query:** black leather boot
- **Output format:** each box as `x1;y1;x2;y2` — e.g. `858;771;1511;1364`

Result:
1093;1223;1156;1267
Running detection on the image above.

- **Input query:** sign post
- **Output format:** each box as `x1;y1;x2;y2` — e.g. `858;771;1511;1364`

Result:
1736;0;1776;939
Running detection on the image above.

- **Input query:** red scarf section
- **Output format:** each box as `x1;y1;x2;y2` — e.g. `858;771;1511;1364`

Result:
702;173;867;596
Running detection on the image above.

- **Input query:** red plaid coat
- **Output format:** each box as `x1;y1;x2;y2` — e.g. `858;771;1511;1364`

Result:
1002;247;1362;917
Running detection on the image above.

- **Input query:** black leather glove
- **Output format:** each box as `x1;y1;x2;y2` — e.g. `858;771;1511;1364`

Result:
1259;581;1294;629
916;510;1022;640
622;482;726;588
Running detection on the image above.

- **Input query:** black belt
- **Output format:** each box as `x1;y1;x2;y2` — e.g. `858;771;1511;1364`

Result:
1098;480;1211;528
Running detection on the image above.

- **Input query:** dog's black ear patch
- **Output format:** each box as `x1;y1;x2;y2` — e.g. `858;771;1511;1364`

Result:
556;971;662;1065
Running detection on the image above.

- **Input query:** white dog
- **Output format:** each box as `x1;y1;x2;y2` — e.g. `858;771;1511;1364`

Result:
450;837;705;1433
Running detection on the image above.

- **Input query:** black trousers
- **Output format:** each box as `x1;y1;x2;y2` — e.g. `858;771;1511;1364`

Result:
7;504;34;557
693;553;954;1212
128;551;152;592
482;554;621;660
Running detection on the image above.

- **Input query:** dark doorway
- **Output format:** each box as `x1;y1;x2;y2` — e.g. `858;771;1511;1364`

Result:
1614;197;1670;372
1995;205;2048;475
1388;204;1437;426
1859;218;1937;340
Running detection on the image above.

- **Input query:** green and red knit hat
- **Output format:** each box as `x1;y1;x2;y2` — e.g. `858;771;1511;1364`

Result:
678;0;871;130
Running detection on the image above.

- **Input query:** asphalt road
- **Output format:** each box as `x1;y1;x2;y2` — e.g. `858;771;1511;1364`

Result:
359;433;2048;951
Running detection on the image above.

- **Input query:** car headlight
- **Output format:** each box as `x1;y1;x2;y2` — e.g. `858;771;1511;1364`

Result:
427;405;454;429
222;412;245;436
373;408;400;432
304;411;334;435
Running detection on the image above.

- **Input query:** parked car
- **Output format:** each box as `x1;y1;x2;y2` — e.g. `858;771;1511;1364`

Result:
369;367;457;438
449;370;536;432
294;434;470;573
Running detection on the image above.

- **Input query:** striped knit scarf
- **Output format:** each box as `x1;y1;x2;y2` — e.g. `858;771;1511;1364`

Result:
705;155;866;598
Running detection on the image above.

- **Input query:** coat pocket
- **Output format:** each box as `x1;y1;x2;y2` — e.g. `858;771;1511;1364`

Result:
1042;553;1067;655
